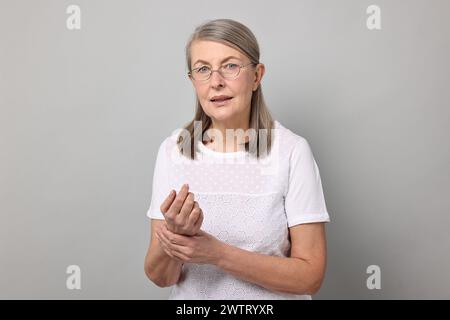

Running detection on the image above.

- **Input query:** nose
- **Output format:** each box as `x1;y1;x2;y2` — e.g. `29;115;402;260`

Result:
209;70;225;89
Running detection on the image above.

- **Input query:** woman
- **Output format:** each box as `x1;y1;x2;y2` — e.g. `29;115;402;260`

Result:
144;18;331;300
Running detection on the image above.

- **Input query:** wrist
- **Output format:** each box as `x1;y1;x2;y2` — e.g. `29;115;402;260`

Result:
212;241;231;268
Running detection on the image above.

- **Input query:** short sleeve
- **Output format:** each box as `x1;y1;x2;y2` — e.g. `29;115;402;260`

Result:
146;138;171;220
284;138;330;227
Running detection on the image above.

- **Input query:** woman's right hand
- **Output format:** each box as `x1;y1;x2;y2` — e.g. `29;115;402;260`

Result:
159;184;204;236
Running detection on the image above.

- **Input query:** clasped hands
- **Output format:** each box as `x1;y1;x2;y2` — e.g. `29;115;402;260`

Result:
155;183;224;265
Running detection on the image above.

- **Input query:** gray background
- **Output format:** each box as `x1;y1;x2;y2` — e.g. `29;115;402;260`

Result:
1;0;449;299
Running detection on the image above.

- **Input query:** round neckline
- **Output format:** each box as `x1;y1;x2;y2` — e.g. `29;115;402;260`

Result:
196;120;281;158
197;140;247;158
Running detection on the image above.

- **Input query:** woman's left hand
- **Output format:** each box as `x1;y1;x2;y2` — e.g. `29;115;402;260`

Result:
155;222;224;265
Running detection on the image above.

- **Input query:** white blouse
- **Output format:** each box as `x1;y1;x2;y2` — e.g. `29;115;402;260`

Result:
147;120;330;299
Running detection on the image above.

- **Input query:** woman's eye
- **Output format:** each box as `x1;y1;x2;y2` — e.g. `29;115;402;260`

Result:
224;63;238;69
197;66;210;73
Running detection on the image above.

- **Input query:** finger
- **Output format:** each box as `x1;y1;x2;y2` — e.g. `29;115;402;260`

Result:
168;251;185;262
179;193;195;222
171;250;190;262
161;241;187;262
187;204;201;228
160;225;179;244
157;235;182;261
160;226;191;249
157;233;173;252
157;233;171;249
156;234;167;250
155;234;164;248
193;209;204;229
169;184;190;215
160;190;176;215
158;232;188;257
158;235;191;261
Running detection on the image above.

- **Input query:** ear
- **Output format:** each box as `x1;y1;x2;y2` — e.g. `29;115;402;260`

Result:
253;63;265;91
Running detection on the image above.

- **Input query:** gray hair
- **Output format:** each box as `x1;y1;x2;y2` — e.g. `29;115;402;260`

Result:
178;18;274;159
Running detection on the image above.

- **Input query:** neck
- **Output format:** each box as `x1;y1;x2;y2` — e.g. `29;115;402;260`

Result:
206;114;251;152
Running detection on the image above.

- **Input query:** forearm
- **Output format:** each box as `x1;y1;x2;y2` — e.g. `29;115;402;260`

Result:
145;243;184;287
214;242;320;295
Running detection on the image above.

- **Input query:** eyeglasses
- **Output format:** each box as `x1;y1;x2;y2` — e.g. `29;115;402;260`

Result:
188;62;255;81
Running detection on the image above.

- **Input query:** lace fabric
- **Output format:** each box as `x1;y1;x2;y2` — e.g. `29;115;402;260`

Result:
147;120;330;299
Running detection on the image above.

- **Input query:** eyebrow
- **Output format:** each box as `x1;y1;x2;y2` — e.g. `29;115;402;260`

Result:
193;56;243;66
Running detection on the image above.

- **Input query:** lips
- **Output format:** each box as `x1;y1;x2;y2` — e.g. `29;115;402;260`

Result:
210;95;233;102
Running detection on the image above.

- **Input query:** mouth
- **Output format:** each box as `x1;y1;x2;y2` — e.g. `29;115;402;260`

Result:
210;96;233;106
210;96;233;102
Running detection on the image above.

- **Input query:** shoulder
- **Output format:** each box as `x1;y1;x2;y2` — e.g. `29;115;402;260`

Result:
155;128;185;163
156;128;181;151
274;120;311;158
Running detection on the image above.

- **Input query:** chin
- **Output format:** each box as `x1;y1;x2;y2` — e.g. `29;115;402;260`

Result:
211;112;231;121
209;110;235;121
